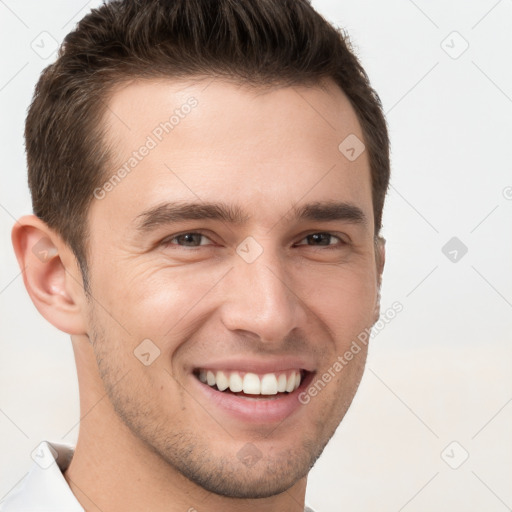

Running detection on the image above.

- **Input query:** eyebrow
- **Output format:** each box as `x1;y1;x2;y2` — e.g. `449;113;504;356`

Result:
135;200;368;232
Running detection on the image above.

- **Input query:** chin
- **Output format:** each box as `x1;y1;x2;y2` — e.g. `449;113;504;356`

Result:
153;433;329;499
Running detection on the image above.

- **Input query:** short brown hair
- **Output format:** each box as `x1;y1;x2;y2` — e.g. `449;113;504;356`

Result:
26;0;390;290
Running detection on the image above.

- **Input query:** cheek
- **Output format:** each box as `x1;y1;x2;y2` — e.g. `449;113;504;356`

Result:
88;247;378;353
92;259;199;325
299;264;378;335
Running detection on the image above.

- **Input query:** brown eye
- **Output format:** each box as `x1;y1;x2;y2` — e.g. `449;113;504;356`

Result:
296;232;345;248
162;232;212;248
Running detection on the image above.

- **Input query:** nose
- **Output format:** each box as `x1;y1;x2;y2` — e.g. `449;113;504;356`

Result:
219;243;307;345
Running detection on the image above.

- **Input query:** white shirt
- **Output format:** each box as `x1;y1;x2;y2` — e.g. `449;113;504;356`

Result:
0;441;83;511
0;441;316;511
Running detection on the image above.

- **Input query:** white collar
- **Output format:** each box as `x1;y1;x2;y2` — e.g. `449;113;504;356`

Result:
0;440;84;511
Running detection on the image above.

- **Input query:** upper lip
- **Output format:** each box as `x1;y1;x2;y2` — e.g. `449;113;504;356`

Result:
191;357;316;374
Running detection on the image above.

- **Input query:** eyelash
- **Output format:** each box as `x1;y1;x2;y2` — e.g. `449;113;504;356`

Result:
161;231;347;250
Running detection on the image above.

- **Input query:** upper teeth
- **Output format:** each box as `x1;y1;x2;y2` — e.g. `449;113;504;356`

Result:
198;369;302;395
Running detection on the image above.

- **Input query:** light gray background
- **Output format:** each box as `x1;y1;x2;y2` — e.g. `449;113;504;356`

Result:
1;1;511;510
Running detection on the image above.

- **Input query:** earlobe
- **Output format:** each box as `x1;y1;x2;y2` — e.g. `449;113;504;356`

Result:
11;215;88;335
375;235;386;277
373;236;386;323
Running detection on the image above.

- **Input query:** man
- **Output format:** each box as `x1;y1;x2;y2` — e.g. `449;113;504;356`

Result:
4;0;389;510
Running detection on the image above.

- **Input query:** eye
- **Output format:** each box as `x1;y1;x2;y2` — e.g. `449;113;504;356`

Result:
295;232;346;248
161;232;214;248
160;231;347;250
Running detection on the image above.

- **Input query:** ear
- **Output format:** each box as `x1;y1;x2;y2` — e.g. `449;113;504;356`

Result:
372;235;386;323
11;215;88;335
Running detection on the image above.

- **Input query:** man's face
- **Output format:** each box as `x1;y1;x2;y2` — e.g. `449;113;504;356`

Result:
83;78;383;498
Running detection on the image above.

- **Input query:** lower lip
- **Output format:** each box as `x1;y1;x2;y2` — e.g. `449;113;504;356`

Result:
191;372;314;424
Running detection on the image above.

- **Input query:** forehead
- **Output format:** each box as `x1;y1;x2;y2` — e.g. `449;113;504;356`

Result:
104;77;363;155
90;77;373;235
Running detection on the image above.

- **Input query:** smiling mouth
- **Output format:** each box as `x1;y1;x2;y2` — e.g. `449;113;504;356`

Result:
193;368;309;398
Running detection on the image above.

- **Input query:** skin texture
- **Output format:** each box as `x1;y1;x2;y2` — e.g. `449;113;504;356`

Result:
12;78;385;512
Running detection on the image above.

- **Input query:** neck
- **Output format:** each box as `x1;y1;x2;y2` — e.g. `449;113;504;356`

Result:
64;335;308;512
